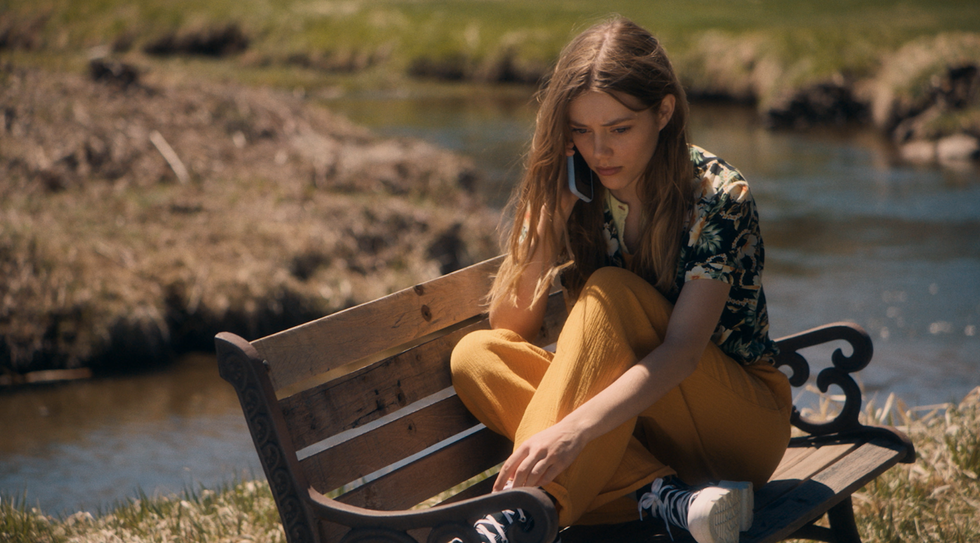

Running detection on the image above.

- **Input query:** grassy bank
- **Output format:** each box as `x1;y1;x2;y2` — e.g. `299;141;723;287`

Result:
0;0;980;102
0;65;500;374
4;1;980;124
4;0;979;78
3;389;978;542
2;0;979;373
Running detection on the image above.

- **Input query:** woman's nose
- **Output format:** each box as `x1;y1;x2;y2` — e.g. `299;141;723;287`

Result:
592;134;612;158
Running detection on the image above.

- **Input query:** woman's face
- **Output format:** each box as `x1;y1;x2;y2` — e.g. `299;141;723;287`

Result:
567;91;673;203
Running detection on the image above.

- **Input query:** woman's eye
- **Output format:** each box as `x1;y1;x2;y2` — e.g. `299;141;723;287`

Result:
613;126;631;134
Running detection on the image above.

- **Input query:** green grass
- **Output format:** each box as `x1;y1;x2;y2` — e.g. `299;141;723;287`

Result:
5;0;980;98
0;480;287;543
13;0;980;52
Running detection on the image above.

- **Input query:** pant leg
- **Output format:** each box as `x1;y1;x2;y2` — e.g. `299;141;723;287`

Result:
514;267;677;524
634;349;792;490
450;328;552;440
452;267;792;527
517;267;792;526
575;346;792;526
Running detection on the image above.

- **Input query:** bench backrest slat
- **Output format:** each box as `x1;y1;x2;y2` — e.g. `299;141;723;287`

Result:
298;393;482;494
278;289;568;454
279;319;490;451
335;425;511;511
254;256;503;392
252;258;570;516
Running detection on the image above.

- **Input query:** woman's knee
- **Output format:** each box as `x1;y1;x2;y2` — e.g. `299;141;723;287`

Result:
583;267;666;305
576;267;673;333
583;266;638;293
450;329;495;380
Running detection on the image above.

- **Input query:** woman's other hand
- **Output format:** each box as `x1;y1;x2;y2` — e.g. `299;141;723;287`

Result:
493;420;584;491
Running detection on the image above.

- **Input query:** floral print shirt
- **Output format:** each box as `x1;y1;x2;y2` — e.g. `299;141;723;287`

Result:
602;145;777;366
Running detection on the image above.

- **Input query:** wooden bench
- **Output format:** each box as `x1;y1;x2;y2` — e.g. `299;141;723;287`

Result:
215;256;914;543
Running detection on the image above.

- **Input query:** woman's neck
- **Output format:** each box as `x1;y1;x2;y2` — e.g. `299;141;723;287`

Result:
608;187;645;254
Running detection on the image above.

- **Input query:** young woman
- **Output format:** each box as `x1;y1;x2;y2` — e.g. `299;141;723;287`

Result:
450;16;793;543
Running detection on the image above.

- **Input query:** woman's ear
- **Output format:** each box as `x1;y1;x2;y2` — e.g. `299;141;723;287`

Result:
657;95;676;131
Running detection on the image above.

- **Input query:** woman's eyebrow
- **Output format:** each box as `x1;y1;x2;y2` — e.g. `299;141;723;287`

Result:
569;114;637;128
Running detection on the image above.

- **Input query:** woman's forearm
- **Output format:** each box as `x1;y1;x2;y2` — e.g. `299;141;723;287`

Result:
492;275;729;492
489;208;566;339
492;341;699;492
560;342;698;444
560;278;731;444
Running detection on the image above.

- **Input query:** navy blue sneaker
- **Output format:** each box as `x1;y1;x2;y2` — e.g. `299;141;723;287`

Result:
451;508;560;543
637;476;752;543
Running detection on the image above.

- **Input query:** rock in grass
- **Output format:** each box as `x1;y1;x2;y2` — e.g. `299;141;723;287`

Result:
936;134;980;162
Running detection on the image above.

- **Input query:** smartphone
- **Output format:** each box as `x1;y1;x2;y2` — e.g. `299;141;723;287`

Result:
567;148;595;202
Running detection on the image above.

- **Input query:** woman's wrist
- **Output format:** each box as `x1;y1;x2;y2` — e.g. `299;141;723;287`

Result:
559;405;603;446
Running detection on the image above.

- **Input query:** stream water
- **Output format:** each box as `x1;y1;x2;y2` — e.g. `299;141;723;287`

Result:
1;89;978;517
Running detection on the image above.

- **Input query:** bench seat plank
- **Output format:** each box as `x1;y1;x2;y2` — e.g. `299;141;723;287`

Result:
747;437;906;542
759;443;856;507
766;445;814;480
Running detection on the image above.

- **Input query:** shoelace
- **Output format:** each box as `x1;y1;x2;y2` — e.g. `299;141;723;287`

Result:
473;508;527;543
637;479;694;541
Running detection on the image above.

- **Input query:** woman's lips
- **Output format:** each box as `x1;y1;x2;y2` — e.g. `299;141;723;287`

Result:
596;166;621;177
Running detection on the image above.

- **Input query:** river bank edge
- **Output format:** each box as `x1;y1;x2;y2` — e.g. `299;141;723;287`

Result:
4;4;980;161
1;62;503;378
3;22;980;378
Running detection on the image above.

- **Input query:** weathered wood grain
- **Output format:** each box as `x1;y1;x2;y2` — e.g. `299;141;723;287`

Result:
335;426;512;511
278;318;487;450
299;394;483;494
254;256;503;391
279;288;567;451
756;442;857;511
747;438;905;543
768;444;813;480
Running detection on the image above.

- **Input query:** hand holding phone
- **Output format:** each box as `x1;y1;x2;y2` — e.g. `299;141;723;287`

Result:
567;148;594;202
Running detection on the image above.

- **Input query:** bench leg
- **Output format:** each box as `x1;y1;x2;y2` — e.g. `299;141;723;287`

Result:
826;497;861;543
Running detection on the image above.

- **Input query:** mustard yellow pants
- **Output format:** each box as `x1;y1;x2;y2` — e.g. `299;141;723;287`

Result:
450;267;793;526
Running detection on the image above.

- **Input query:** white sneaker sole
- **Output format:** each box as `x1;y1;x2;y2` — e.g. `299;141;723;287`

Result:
717;480;753;532
687;481;752;543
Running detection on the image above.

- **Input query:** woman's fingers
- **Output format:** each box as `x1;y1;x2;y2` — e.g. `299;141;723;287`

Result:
495;444;569;491
493;449;525;492
494;445;543;491
494;423;584;491
514;449;546;488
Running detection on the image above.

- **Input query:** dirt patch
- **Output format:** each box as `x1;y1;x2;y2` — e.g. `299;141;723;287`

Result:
408;50;547;85
0;12;48;52
142;23;250;58
764;78;869;129
0;62;502;375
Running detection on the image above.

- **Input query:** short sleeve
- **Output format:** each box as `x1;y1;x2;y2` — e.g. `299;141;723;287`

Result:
683;169;756;287
677;146;775;366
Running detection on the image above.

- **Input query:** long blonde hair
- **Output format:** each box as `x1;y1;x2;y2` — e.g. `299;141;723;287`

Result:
490;16;695;311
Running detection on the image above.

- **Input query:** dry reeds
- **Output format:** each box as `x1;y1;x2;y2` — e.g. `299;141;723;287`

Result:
788;386;980;542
